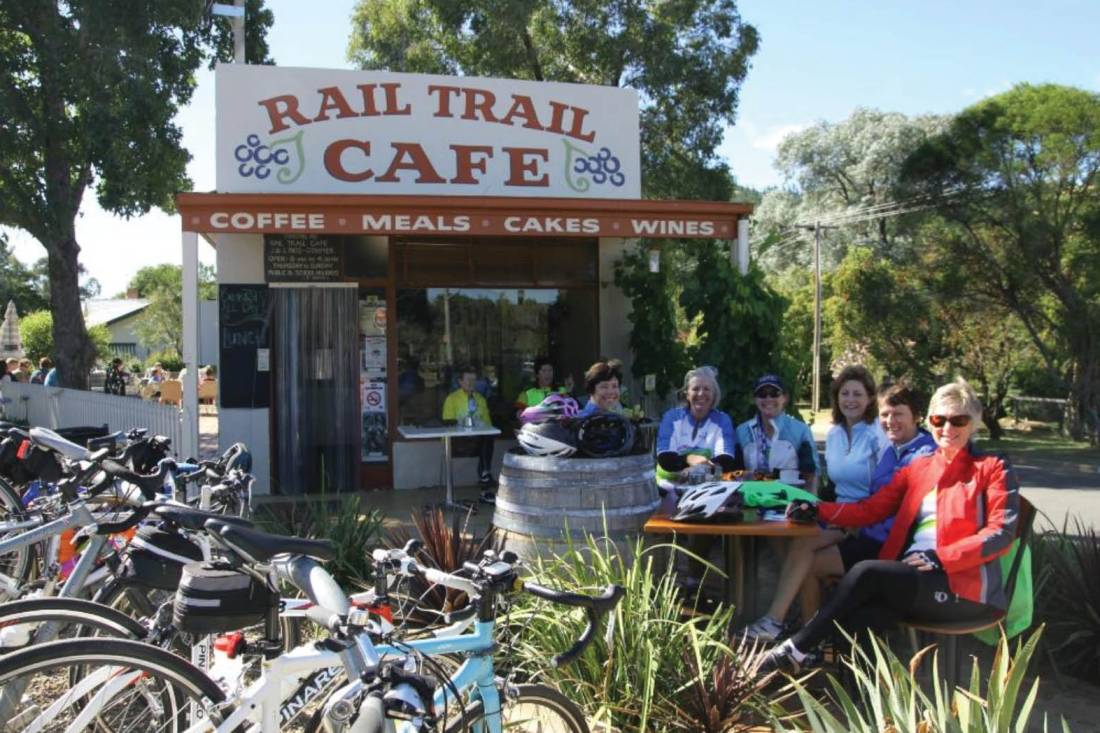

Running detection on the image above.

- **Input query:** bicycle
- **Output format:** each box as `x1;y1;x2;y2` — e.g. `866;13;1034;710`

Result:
0;520;622;732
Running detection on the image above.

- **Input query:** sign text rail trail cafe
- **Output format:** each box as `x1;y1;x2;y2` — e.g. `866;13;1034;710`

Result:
216;65;641;199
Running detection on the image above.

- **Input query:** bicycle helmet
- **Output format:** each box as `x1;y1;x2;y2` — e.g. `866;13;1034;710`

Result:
739;481;819;509
672;481;745;522
519;394;580;424
516;421;578;457
221;442;253;474
575;413;635;458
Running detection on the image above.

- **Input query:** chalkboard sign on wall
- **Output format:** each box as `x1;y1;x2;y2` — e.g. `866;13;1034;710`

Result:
219;284;271;408
264;234;342;282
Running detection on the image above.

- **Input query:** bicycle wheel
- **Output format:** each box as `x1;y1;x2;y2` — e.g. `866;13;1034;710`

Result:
0;478;34;601
443;683;589;733
93;577;175;620
0;637;228;733
0;596;146;652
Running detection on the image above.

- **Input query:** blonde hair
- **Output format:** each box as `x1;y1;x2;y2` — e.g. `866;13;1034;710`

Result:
681;366;721;407
929;377;984;425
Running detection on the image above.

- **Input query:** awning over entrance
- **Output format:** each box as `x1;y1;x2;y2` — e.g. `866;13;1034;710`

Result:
176;193;752;239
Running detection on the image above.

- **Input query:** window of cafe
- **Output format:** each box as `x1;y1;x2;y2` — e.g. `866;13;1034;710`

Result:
392;238;598;430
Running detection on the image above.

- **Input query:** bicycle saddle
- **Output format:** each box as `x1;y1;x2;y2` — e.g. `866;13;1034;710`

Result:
30;427;90;461
205;519;337;563
154;505;253;532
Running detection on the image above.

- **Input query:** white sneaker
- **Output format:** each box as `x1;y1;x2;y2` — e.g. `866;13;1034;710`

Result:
741;615;784;642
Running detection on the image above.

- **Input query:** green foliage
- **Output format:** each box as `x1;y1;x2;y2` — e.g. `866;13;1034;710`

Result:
0;236;48;314
679;241;790;418
901;83;1100;441
1031;522;1100;681
772;271;826;404
144;349;185;374
19;310;110;364
506;535;777;732
348;0;760;201
128;264;217;354
773;629;1059;733
0;2;271;389
613;243;692;398
254;496;385;590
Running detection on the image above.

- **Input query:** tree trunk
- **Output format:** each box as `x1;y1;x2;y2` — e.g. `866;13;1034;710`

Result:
46;234;95;390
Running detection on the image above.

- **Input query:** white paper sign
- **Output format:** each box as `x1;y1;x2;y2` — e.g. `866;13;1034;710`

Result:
216;64;640;198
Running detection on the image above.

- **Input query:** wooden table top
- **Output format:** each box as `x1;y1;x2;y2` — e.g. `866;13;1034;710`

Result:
643;514;821;537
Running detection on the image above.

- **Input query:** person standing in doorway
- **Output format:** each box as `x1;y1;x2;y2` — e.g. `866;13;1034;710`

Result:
442;365;496;504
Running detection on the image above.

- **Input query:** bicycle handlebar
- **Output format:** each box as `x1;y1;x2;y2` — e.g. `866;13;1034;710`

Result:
93;501;156;534
523;582;625;667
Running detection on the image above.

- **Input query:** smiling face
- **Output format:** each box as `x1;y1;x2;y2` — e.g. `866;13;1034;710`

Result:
458;371;477;394
687;376;716;417
536;363;554;389
879;400;919;446
754;386;787;420
928;399;977;457
838;379;871;426
592;377;620;411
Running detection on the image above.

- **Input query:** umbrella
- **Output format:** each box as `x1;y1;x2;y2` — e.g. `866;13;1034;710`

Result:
0;301;21;357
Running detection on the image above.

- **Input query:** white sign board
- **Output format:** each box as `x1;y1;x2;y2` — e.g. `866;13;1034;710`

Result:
216;65;641;199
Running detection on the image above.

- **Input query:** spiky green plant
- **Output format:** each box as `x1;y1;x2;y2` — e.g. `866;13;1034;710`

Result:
503;533;781;733
1032;521;1100;681
770;628;1071;733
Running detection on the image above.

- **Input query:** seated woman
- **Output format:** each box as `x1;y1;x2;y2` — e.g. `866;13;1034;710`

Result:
735;374;819;488
514;356;567;419
655;366;740;494
761;378;1020;673
576;359;625;418
742;375;935;641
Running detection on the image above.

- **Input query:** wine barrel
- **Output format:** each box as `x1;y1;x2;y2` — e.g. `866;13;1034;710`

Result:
492;451;660;561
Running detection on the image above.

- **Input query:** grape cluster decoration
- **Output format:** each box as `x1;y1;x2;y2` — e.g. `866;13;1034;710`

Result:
572;147;625;187
235;134;291;179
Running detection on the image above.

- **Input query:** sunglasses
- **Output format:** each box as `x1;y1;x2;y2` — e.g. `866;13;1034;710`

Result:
928;414;972;428
755;388;782;399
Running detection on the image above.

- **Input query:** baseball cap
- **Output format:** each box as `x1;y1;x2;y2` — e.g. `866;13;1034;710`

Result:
753;374;786;395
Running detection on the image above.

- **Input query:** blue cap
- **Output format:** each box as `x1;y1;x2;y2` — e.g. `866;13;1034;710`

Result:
753;374;785;394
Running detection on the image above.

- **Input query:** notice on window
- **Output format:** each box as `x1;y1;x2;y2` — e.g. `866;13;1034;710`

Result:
264;234;342;282
362;378;388;462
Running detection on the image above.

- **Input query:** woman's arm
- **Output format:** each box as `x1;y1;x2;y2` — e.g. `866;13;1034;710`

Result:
937;455;1020;573
819;464;912;527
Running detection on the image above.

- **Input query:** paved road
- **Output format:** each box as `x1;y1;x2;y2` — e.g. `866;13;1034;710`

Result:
1011;455;1100;532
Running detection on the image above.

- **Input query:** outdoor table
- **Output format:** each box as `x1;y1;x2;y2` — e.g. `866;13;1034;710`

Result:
397;424;502;510
644;498;819;620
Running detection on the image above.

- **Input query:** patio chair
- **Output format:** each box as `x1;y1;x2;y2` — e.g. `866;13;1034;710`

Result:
159;379;183;407
197;379;217;414
902;495;1036;690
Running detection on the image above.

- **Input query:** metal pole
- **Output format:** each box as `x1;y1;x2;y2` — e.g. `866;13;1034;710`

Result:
811;222;822;421
736;218;750;275
233;0;245;64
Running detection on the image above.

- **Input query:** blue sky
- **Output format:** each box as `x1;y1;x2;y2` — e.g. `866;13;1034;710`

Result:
5;0;1099;296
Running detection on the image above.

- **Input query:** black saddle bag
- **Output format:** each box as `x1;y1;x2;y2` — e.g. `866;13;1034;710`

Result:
117;526;204;590
173;561;278;634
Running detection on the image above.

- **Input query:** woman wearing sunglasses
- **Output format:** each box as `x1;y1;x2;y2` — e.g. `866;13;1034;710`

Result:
734;373;819;489
761;378;1021;674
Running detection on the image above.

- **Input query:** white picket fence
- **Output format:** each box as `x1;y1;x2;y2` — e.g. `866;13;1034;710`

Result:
0;381;183;452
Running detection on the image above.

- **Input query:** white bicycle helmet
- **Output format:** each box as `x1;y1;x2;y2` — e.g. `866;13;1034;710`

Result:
516;421;578;457
672;481;744;522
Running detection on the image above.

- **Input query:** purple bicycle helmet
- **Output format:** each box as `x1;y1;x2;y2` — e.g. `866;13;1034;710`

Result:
519;394;580;424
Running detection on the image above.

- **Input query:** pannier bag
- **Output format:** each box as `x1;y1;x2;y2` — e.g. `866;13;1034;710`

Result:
173;561;278;633
117;526;204;590
22;444;63;484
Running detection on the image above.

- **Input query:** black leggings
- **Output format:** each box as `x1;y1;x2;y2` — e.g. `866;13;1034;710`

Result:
790;559;994;652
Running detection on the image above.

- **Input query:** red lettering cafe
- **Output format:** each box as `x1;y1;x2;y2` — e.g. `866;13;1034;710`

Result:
175;64;753;495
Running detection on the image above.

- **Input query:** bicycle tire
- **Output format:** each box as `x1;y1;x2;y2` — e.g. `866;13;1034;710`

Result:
442;683;590;733
0;637;228;732
0;596;146;651
0;477;34;600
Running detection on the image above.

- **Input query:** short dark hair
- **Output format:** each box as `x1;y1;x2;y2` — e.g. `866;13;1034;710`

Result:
830;365;878;425
584;360;622;395
39;357;53;369
878;381;927;419
533;356;553;374
458;364;478;378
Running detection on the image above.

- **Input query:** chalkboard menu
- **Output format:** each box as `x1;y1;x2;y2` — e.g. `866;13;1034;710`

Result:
219;284;271;408
264;234;343;282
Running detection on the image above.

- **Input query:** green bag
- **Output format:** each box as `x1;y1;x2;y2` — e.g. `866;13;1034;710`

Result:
974;539;1033;645
739;481;819;509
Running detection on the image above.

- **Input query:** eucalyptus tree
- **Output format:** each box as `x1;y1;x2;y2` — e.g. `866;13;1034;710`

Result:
0;1;272;388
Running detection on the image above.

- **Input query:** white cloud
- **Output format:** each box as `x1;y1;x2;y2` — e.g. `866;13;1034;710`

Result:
748;122;810;151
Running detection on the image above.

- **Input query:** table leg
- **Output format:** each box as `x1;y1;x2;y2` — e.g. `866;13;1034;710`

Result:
745;536;758;621
725;536;746;620
441;434;476;513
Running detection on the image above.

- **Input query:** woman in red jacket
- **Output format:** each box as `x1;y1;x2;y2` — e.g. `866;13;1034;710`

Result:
761;378;1020;673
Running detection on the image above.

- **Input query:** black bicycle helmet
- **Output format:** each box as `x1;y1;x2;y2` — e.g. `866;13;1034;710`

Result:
221;442;253;474
575;413;635;458
516;420;578;457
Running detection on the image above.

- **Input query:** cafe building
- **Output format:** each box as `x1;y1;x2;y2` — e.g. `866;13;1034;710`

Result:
176;64;753;495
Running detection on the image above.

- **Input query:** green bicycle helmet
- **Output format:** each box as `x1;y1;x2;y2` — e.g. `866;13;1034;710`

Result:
739;481;818;509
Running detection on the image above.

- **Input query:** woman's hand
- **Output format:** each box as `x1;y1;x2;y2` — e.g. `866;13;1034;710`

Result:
902;550;942;572
685;454;712;467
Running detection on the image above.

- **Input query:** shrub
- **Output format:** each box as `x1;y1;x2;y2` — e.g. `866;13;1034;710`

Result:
20;310;111;363
504;534;778;732
771;628;1067;732
145;349;185;373
1032;521;1100;681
